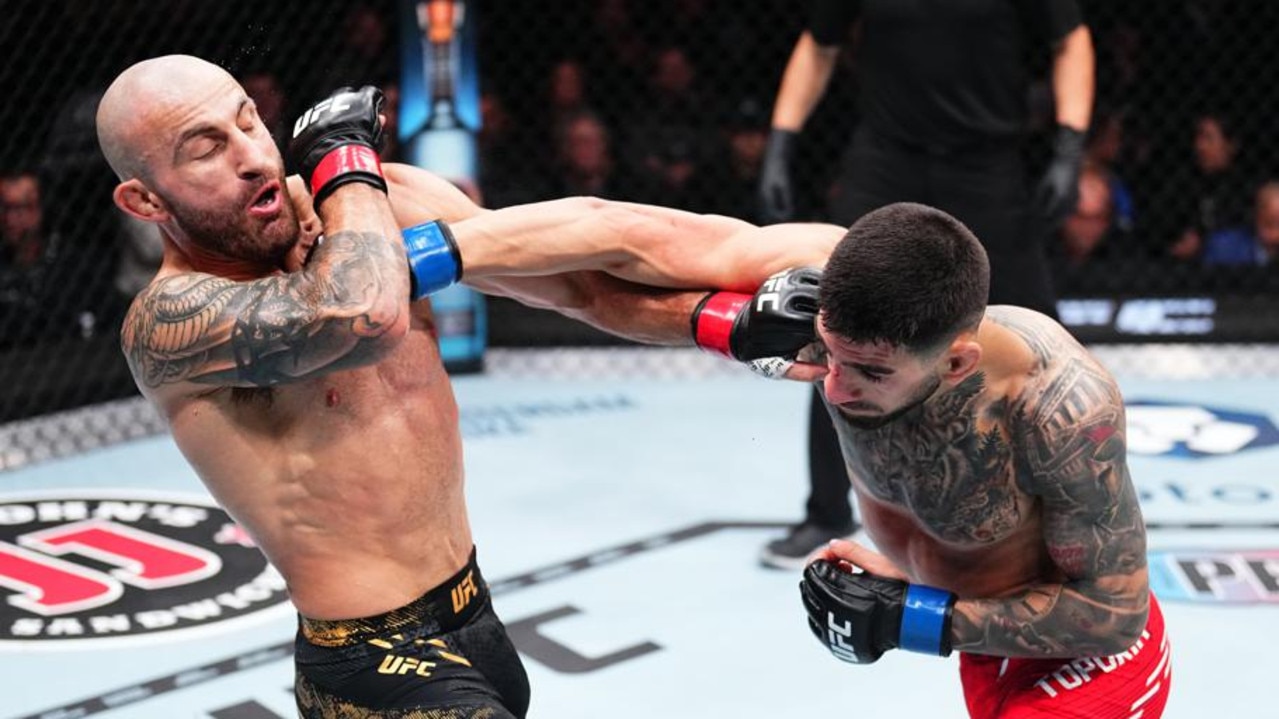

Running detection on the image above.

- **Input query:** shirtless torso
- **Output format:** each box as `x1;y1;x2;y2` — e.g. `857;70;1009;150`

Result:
126;163;842;622
140;297;468;619
821;305;1148;657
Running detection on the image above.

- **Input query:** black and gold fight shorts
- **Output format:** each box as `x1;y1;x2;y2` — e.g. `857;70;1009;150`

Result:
294;548;530;718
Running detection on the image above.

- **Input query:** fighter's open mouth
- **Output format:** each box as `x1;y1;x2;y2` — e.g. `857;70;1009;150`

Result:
247;182;283;218
252;186;278;208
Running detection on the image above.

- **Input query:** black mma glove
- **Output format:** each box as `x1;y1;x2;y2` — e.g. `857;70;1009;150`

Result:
1034;125;1087;230
800;560;955;665
288;86;388;208
691;267;820;377
758;129;798;223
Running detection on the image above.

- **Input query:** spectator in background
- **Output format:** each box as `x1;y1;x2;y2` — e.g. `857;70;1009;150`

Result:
546;110;649;201
1;172;45;270
642;128;707;211
308;2;394;100
110;211;164;324
547;59;592;127
1165;112;1254;261
646;45;704;119
0;171;62;346
1202;181;1279;267
623;45;711;207
478;91;546;208
38;87;120;343
240;70;288;147
1084;106;1136;235
536;58;600;165
701;96;771;223
1058;165;1119;266
580;0;649;103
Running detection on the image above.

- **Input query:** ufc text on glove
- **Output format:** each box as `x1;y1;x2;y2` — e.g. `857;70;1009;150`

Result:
800;559;955;665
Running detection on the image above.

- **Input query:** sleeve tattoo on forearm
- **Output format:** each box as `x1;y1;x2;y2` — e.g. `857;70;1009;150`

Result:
123;231;405;388
950;314;1149;657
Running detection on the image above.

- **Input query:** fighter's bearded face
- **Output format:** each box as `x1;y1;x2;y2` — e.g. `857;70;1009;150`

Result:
816;317;944;430
148;79;301;266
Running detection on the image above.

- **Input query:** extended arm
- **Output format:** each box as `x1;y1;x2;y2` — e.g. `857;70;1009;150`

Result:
1051;24;1095;133
480;271;707;346
771;31;842;133
759;30;843;222
950;358;1148;658
379;161;840;293
378;162;838;358
384;162;485;225
1035;22;1095;226
453;198;841;293
456;202;837;361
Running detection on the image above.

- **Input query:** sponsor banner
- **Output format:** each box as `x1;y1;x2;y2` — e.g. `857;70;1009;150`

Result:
0;490;289;648
1149;549;1279;604
1126;400;1279;458
459;394;637;439
1059;294;1279;342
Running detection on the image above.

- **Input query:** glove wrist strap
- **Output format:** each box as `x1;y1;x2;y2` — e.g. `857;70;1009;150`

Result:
692;292;749;360
405;220;463;300
310;144;385;203
898;584;956;656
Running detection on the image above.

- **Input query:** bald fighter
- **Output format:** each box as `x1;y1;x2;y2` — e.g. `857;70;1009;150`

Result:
98;55;837;717
792;203;1170;718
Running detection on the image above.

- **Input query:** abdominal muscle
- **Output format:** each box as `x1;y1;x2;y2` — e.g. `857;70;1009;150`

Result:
166;326;472;620
855;489;1062;599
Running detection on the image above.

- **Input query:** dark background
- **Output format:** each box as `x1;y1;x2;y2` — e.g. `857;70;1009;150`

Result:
2;0;1278;421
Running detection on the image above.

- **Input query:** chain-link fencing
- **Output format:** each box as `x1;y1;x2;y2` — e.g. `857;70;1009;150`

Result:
1;0;1277;425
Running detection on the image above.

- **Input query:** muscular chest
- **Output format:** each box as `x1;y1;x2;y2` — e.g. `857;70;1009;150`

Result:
836;401;1034;546
226;320;448;426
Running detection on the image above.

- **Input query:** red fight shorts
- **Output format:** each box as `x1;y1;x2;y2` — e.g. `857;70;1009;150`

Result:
959;594;1171;718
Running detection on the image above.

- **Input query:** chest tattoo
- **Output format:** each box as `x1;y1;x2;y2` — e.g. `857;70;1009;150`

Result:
836;374;1027;544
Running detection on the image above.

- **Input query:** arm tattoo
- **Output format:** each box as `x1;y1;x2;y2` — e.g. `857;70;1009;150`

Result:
950;347;1150;657
985;307;1053;368
123;230;406;389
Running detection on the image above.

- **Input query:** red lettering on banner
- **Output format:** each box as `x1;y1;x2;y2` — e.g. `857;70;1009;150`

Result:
19;520;222;589
0;543;122;615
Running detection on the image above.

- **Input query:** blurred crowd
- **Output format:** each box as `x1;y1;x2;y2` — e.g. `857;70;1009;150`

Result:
3;0;1279;356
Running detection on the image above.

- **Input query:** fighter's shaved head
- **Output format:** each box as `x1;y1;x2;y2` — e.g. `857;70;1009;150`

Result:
97;55;238;180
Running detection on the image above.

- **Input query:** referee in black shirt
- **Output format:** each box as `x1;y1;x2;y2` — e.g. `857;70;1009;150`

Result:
758;0;1094;569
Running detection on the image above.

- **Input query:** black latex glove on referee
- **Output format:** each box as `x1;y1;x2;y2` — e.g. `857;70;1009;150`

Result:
758;129;799;223
1034;125;1087;230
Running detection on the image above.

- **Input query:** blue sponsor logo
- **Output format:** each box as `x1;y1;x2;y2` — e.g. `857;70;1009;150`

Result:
1126;400;1279;459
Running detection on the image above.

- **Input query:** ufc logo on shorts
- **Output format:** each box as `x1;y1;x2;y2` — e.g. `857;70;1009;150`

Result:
825;612;860;663
292;96;355;138
450;569;478;614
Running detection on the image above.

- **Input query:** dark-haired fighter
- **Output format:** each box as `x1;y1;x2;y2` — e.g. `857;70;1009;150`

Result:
794;203;1170;718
